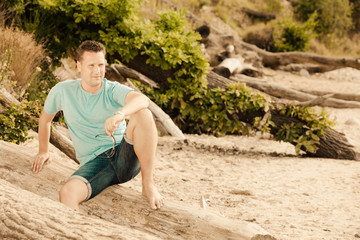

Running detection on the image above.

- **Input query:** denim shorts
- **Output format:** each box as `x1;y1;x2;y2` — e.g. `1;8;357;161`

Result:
69;136;141;201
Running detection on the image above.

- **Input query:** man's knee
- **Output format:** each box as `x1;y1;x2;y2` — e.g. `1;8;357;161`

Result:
132;108;154;122
59;179;88;203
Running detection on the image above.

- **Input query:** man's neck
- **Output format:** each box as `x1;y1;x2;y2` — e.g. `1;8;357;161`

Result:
81;81;102;94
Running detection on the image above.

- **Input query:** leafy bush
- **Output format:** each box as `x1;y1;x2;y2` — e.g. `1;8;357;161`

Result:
291;0;353;37
0;100;39;144
276;105;334;154
272;17;315;52
5;0;335;155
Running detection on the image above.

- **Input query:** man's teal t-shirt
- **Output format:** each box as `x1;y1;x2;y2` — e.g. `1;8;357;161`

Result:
44;78;134;166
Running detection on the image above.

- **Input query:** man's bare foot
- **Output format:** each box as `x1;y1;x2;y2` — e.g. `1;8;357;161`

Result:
142;182;164;210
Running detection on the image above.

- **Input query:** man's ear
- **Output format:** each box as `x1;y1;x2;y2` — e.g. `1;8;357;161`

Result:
77;60;81;72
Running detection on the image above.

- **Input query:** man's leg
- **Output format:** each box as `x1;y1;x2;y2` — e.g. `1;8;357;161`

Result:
126;108;164;209
59;178;88;210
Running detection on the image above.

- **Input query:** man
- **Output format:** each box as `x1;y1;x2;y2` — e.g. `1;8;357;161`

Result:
32;40;164;210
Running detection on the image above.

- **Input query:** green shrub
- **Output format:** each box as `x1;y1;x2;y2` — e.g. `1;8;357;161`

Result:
291;0;353;37
5;0;335;155
273;17;314;52
276;105;334;154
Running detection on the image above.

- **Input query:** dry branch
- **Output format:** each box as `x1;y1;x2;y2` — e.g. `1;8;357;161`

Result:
242;7;276;22
106;64;185;139
230;74;360;108
237;41;360;70
106;64;159;88
299;89;360;102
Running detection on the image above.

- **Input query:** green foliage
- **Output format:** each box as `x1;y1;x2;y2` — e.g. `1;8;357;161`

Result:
0;100;40;144
137;80;271;136
6;0;336;156
26;60;58;104
291;0;353;37
100;9;209;95
10;0;209;97
182;84;271;135
273;17;315;52
13;0;141;61
276;105;334;154
0;38;43;144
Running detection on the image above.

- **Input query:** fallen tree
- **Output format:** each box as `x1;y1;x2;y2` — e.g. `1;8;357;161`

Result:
207;71;359;160
0;140;277;240
238;41;360;70
230;74;360;108
194;25;360;72
118;55;359;159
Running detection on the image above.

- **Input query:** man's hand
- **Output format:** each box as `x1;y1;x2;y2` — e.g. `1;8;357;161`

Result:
32;152;51;173
104;114;124;136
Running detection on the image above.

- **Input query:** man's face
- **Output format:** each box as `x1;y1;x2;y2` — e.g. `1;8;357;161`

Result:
77;51;106;89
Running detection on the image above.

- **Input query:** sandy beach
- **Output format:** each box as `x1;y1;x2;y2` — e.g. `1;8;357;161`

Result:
1;67;360;240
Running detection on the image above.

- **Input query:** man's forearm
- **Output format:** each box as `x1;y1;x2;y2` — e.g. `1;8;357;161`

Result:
119;93;149;117
37;110;55;153
38;118;51;153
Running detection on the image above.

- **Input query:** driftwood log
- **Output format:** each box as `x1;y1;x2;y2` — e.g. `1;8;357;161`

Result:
212;57;262;78
236;41;360;71
230;74;360;108
0;141;277;240
299;89;360;102
207;71;359;160
241;7;276;22
193;22;360;72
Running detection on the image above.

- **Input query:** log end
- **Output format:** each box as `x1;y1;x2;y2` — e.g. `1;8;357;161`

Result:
213;66;231;78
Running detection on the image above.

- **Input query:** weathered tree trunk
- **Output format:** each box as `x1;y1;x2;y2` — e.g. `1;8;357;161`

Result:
0;141;276;240
242;7;276;22
299;89;360;102
237;41;360;70
212;57;262;78
50;126;78;164
207;71;359;160
230;74;360;108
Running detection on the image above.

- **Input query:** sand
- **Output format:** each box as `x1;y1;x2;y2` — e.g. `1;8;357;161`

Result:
1;68;360;240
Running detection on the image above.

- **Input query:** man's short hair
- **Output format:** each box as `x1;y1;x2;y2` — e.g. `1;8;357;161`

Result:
76;40;106;61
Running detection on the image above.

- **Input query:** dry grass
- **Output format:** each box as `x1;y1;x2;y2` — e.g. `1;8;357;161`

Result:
0;26;45;92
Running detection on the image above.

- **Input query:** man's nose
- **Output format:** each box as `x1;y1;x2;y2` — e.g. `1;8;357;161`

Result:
94;66;101;73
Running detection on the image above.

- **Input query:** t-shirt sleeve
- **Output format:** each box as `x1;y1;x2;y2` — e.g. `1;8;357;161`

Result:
44;84;62;114
112;83;135;106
